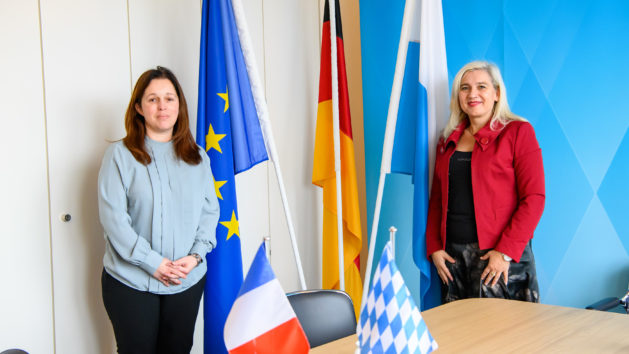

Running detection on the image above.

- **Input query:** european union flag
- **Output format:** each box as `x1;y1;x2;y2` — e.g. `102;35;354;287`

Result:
197;0;268;352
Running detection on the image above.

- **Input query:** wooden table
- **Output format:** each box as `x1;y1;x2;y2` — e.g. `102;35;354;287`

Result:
311;298;629;353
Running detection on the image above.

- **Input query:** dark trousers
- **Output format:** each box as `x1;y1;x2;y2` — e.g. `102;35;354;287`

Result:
101;269;206;354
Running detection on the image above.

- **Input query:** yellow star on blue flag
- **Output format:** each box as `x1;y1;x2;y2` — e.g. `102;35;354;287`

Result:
219;210;240;240
206;124;226;153
214;180;227;200
217;87;229;112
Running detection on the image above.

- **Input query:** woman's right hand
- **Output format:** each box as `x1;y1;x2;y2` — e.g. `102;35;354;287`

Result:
153;258;187;286
431;250;456;284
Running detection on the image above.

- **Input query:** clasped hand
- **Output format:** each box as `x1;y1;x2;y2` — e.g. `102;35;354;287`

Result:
431;249;510;287
153;256;198;286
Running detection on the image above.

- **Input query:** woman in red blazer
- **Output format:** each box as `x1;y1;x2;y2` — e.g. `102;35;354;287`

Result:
426;61;545;303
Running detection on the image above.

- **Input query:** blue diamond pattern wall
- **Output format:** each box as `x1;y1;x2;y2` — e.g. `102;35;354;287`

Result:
442;0;629;307
360;0;629;310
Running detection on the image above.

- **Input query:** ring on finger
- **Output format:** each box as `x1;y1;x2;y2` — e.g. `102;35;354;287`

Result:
490;271;496;276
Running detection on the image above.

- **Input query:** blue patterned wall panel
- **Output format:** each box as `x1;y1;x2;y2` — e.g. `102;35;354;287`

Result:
547;1;629;189
531;103;593;294
600;131;629;253
546;196;628;307
442;0;629;307
361;0;629;308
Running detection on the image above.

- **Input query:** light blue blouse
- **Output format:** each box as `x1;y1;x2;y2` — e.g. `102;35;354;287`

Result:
98;138;219;294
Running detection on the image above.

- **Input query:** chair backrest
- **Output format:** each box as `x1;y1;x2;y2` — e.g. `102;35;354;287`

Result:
286;289;357;348
0;350;28;354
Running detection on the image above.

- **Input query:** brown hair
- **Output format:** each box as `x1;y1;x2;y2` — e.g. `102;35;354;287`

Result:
123;66;202;165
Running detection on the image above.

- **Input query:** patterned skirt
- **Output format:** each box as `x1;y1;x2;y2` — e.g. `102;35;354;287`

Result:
441;241;539;303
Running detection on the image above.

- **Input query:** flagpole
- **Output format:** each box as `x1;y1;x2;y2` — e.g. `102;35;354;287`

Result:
360;0;416;309
230;0;307;290
361;172;384;307
389;226;397;258
328;0;345;291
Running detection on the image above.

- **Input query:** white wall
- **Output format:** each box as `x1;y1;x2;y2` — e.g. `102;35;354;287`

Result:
0;1;54;353
263;0;322;291
0;0;321;352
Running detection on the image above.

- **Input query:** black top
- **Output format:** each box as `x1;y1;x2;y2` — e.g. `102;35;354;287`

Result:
446;151;478;244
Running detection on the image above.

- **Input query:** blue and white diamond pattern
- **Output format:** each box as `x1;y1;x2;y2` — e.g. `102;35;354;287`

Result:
358;241;437;354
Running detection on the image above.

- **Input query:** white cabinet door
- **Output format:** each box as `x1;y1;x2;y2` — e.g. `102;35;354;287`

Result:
40;1;130;352
0;1;54;353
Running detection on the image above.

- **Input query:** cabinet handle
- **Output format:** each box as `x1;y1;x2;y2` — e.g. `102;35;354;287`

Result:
61;214;72;222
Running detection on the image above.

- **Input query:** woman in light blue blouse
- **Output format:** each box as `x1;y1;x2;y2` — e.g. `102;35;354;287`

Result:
98;66;219;353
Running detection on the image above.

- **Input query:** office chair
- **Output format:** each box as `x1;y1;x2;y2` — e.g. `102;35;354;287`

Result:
286;289;357;348
586;291;629;314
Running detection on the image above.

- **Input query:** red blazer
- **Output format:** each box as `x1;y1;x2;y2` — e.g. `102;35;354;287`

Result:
425;120;545;262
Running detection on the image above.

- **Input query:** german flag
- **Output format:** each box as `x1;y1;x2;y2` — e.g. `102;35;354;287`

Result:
312;0;362;319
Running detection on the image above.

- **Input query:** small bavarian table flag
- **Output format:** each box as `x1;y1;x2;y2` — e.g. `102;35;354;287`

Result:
358;241;437;354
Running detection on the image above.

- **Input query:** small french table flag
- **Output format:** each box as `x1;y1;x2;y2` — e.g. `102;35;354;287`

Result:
224;242;310;353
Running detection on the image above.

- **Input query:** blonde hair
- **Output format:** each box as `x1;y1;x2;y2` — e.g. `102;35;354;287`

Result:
442;61;525;139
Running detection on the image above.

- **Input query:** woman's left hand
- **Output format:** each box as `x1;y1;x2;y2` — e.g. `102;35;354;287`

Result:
172;255;199;275
480;250;510;286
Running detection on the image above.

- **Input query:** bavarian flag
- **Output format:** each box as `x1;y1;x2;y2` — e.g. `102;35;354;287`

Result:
312;0;363;319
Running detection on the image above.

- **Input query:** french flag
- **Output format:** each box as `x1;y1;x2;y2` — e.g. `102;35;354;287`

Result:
223;243;310;353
